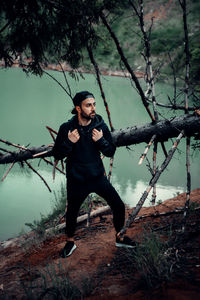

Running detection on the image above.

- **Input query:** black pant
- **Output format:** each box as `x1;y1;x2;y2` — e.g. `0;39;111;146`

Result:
65;176;125;237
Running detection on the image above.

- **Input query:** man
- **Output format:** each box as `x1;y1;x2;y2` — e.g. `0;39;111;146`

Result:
53;91;135;257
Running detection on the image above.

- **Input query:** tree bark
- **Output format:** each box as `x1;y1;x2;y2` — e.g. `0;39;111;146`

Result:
0;113;200;164
112;113;200;147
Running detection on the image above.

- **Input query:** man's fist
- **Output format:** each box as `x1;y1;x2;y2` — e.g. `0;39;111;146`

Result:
92;128;103;142
68;129;80;143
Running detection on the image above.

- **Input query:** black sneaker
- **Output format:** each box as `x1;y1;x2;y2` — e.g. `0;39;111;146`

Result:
59;241;77;258
116;236;137;249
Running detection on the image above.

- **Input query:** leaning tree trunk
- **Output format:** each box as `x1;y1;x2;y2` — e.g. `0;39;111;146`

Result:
0;112;200;165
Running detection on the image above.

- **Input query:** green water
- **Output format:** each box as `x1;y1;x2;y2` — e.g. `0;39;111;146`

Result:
0;68;199;241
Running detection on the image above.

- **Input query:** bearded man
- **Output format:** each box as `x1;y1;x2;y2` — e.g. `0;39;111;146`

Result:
53;91;135;257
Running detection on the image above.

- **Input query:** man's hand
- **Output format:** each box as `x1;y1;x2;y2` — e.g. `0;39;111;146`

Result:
92;128;103;142
68;129;80;143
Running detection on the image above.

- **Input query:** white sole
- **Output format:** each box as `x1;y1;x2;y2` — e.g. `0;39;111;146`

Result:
115;242;135;249
66;244;77;257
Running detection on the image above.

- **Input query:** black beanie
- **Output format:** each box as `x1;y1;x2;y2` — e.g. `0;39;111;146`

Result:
71;91;95;114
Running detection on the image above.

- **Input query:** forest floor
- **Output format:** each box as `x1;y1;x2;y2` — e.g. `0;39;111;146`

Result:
0;189;200;299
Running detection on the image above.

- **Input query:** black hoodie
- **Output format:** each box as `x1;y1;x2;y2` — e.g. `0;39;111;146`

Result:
52;114;116;181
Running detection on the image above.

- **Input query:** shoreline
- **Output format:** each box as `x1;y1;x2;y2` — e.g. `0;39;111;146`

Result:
1;188;199;247
0;59;145;78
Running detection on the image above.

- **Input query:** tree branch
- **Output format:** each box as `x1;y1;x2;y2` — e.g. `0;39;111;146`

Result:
100;11;155;122
120;131;184;235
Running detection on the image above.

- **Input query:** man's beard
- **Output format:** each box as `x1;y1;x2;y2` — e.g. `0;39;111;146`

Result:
81;110;95;120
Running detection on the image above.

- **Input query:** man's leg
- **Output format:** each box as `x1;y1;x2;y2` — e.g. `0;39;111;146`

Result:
94;176;137;248
60;179;89;257
94;176;125;233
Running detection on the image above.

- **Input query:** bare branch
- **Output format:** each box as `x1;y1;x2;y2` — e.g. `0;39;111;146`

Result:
25;161;52;193
87;45;114;131
57;61;73;99
152;141;158;204
120;130;184;236
1;162;15;182
138;134;156;165
100;11;155;122
43;70;71;96
0;138;28;151
147;99;197;111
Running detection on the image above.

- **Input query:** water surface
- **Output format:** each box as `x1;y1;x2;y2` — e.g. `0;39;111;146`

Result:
0;68;199;241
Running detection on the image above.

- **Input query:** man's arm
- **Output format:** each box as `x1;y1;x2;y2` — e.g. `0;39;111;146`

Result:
52;123;76;160
92;126;116;157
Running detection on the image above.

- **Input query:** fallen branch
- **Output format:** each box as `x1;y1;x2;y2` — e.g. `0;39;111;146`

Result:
112;113;199;147
0;113;200;165
152;141;158;204
0;144;53;164
46;205;111;233
120;130;184;236
138;134;156;165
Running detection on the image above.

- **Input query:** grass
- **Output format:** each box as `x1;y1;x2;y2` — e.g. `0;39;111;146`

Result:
19;260;82;300
132;229;172;288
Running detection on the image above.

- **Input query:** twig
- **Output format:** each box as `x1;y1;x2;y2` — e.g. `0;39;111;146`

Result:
57;61;73;99
46;126;56;142
87;45;115;180
152;141;158;204
138;134;156;165
43;157;65;175
0;147;13;154
46;126;58;136
146;99;196;111
0;138;28;151
43;70;71;96
107;157;114;182
87;45;114;131
25;161;52;192
1;162;15;182
33;151;48;158
87;194;93;227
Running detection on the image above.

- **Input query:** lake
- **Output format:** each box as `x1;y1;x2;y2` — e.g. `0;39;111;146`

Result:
0;68;199;241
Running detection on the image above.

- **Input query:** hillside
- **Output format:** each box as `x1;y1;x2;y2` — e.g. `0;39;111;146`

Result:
82;0;200;83
0;189;200;299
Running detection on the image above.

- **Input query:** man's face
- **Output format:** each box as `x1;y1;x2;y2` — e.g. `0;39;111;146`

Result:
77;98;96;120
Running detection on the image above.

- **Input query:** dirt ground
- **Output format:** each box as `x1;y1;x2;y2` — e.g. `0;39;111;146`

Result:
0;189;200;299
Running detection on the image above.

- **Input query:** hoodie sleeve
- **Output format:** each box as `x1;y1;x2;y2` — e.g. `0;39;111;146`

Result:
95;124;116;157
52;123;74;160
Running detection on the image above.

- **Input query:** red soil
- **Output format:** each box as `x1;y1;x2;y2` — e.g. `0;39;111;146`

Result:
0;189;200;299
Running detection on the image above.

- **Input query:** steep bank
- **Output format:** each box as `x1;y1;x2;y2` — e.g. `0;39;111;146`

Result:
0;189;200;299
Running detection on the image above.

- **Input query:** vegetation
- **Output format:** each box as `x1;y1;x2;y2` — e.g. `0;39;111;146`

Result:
131;229;171;287
0;0;199;84
20;261;82;300
25;183;106;236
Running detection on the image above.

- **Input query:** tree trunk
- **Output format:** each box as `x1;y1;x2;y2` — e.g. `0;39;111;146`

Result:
0;113;199;164
112;112;200;147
